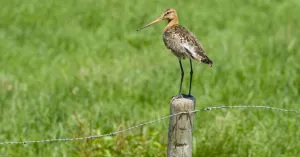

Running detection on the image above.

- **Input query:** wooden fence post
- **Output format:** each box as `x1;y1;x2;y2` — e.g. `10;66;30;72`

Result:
167;94;196;157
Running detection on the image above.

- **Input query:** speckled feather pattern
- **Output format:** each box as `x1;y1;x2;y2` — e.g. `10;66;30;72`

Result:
163;24;213;65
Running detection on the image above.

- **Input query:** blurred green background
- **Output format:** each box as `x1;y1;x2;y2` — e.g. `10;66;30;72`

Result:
0;0;300;156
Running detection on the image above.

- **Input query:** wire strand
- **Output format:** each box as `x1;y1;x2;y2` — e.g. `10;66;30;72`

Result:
0;105;299;145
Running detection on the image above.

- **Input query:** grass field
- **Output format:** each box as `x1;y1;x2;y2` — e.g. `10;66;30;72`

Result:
1;0;300;156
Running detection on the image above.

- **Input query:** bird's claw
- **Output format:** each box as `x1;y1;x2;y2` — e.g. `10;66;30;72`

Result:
172;94;184;99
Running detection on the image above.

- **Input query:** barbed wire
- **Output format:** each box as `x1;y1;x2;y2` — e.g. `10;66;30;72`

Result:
202;105;300;114
0;105;299;146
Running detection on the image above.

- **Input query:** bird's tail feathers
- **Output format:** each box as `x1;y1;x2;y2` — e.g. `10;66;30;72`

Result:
201;56;213;67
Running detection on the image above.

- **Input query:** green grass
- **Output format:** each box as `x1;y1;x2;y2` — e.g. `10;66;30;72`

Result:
1;0;300;156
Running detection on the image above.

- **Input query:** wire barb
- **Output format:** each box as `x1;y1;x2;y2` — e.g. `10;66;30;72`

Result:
0;105;299;146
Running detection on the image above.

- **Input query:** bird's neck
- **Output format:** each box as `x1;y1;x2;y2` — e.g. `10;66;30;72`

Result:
164;18;178;31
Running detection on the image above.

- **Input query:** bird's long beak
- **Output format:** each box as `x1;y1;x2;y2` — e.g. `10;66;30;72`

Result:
136;17;163;31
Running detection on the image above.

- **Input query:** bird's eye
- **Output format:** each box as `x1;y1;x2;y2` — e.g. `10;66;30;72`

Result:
165;12;170;15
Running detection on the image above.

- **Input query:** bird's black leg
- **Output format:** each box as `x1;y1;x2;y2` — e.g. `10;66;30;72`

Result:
188;59;193;96
178;59;184;97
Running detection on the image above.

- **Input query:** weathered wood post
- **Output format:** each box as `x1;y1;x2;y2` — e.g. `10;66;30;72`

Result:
167;94;196;157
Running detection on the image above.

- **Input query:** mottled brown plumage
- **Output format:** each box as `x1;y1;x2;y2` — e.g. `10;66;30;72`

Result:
137;8;213;97
163;25;212;65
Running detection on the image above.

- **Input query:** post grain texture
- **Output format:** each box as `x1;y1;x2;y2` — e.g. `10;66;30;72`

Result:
167;95;196;157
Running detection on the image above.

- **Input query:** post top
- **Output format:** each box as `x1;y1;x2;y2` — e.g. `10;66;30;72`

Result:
171;94;195;101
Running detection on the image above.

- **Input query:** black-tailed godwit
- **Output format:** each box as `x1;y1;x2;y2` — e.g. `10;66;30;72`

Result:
137;8;213;97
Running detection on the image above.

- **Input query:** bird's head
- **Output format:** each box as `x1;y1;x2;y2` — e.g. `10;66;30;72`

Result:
137;8;178;31
160;8;177;21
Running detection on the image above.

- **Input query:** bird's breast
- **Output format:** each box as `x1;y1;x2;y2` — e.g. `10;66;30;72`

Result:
163;30;189;59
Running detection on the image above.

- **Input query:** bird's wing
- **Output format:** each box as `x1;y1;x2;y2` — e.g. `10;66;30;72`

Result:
180;31;208;61
186;32;207;56
182;43;198;60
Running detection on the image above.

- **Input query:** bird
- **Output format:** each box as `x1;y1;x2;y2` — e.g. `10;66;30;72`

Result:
137;8;213;97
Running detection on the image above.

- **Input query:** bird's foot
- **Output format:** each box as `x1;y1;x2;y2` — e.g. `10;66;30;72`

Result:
171;94;195;103
172;94;184;99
